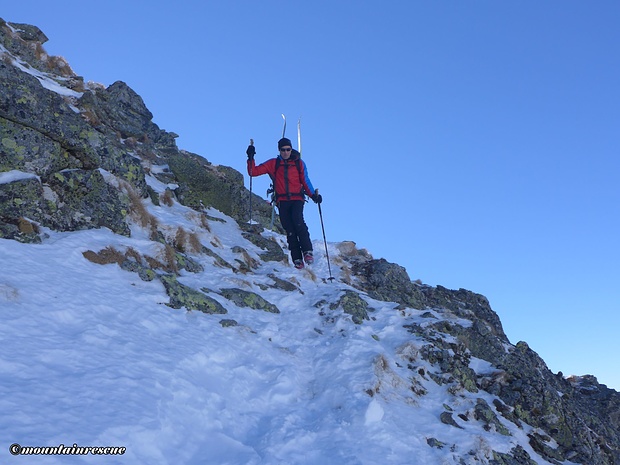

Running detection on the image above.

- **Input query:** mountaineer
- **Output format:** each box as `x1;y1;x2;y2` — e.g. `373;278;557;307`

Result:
246;137;322;269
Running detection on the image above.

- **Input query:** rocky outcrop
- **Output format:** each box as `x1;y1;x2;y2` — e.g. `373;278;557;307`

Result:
0;17;273;241
160;275;227;315
218;288;280;314
350;257;427;309
354;255;619;464
407;294;619;464
330;289;371;324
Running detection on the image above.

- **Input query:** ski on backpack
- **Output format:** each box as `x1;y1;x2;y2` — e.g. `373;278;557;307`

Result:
297;117;302;156
269;114;288;229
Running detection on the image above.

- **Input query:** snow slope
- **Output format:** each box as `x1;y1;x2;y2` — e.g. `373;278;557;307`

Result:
0;172;569;465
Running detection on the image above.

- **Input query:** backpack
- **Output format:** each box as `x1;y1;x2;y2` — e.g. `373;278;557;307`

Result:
268;155;305;202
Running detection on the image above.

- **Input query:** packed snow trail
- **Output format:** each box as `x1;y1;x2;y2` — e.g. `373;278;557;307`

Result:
0;195;560;464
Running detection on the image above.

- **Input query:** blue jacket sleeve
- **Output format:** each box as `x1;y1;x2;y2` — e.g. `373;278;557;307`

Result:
301;160;315;196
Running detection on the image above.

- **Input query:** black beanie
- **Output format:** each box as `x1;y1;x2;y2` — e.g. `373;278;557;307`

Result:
278;137;292;150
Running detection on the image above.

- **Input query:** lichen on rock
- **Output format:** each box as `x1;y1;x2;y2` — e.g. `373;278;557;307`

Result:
330;290;371;324
218;288;280;314
160;275;227;314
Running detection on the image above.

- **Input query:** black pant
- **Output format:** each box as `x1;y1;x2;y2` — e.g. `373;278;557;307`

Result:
278;200;312;262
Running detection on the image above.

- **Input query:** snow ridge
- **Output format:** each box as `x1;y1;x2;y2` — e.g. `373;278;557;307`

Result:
0;170;568;465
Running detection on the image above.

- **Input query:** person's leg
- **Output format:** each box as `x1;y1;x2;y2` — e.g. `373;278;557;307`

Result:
289;201;313;259
278;201;303;263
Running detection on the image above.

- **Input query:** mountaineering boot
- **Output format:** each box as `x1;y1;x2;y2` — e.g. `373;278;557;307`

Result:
294;259;304;269
303;251;314;265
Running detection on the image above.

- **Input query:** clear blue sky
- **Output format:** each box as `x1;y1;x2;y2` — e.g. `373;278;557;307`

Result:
4;1;619;390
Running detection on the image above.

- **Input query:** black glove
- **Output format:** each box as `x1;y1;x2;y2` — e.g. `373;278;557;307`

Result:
246;145;256;159
311;192;323;204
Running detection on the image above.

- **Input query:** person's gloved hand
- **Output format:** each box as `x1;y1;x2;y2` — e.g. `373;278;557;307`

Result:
311;192;323;204
246;145;256;159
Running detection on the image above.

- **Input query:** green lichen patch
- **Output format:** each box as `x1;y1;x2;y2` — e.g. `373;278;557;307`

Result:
160;275;227;314
219;288;280;314
329;290;370;324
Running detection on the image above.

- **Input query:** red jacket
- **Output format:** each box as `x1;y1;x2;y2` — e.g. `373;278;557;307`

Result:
248;154;315;202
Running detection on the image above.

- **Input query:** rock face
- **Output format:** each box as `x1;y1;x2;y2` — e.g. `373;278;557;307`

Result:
349;255;620;465
1;19;619;465
0;18;275;242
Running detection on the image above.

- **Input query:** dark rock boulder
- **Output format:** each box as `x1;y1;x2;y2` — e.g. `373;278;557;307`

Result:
491;445;538;465
160;275;227;314
0;215;41;243
0;20;53;75
0;116;83;177
47;169;130;235
78;80;168;145
330;290;371;324
422;285;507;341
218;288;280;314
6;22;48;43
0;176;49;222
351;258;426;309
163;150;274;228
0;60;101;169
242;231;287;263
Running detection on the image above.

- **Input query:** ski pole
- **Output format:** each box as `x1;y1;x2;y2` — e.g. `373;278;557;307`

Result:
316;189;335;282
249;138;254;224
